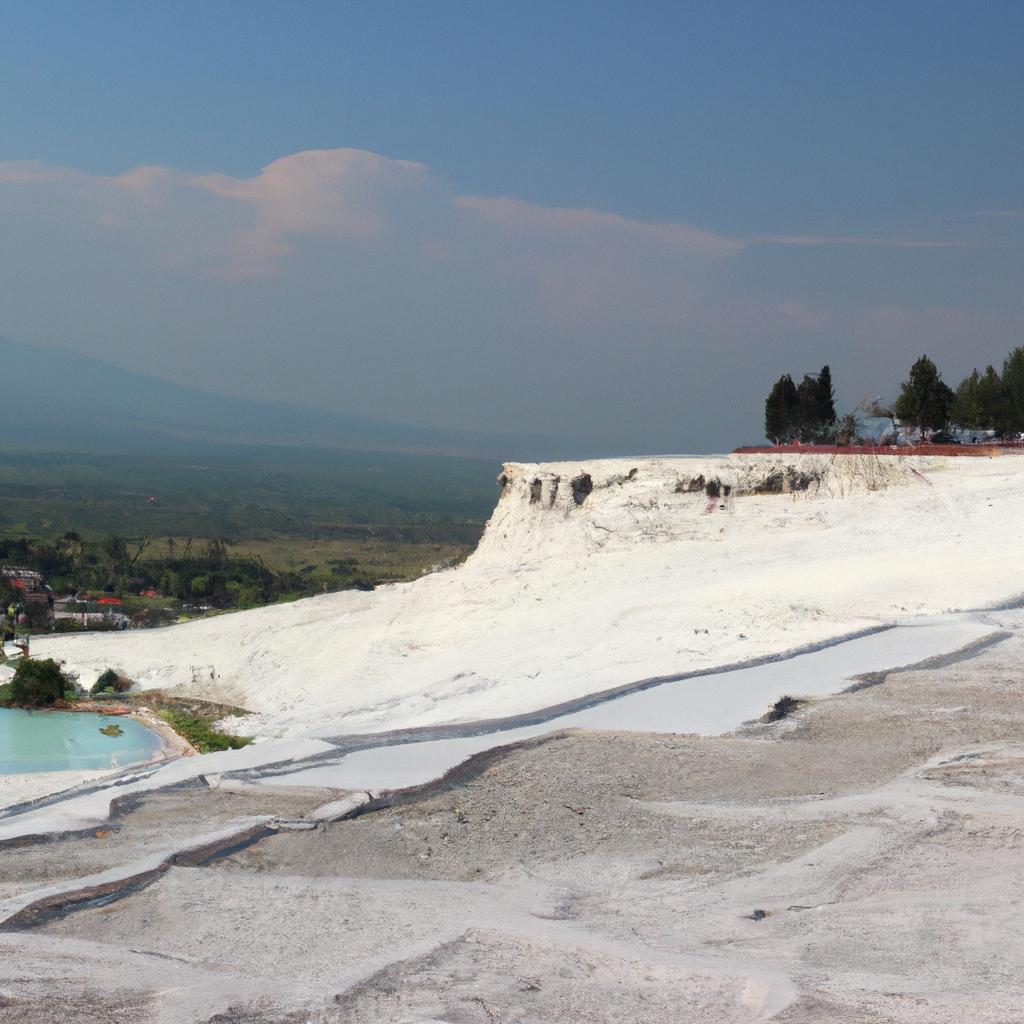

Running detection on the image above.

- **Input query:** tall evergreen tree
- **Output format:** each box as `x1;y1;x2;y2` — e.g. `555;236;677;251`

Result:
954;365;1011;434
796;374;821;441
793;366;837;442
977;365;1009;433
765;364;838;443
764;374;799;443
951;369;982;427
1002;347;1024;434
893;355;955;437
815;365;837;432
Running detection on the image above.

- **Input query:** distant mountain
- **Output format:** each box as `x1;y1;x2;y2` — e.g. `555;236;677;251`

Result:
0;335;574;460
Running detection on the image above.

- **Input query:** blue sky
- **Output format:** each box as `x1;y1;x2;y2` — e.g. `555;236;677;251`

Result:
1;1;1021;451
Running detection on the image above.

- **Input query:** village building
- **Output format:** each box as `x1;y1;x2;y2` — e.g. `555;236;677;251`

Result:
1;567;52;605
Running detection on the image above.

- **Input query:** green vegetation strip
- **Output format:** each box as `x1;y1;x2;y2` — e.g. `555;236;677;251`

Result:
153;708;253;753
124;691;255;754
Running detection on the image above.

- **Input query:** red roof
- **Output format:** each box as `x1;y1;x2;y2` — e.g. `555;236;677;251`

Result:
734;444;1008;458
96;596;122;605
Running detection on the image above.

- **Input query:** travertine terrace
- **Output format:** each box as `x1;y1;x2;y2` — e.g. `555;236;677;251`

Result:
4;451;1024;1021
31;451;1024;743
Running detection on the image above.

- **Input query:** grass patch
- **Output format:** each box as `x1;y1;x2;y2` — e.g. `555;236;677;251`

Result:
130;693;255;754
154;708;254;753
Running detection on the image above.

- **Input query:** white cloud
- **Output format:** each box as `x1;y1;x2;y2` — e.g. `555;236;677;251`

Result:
453;195;740;328
188;149;428;276
753;234;984;249
0;147;1018;450
0;148;742;306
456;195;740;252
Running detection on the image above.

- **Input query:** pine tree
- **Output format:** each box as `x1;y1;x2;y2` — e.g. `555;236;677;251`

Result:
792;366;837;442
956;364;1011;434
796;375;821;441
765;365;838;443
976;365;1009;434
764;374;799;443
815;365;837;433
951;369;981;427
1002;347;1024;435
893;355;955;438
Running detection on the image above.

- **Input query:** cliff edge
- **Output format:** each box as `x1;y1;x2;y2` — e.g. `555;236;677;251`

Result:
34;452;1024;739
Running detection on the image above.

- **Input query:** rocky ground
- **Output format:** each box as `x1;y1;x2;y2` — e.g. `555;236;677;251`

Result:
4;627;1024;1022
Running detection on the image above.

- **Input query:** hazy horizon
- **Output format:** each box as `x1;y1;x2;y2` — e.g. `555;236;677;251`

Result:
1;2;1021;454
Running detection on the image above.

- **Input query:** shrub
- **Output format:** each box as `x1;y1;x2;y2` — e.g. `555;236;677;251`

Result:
129;606;178;629
835;411;862;444
91;668;132;695
10;658;69;707
92;668;118;693
764;695;804;721
52;618;87;634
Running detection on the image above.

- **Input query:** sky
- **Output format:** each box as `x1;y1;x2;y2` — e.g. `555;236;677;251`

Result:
1;0;1022;454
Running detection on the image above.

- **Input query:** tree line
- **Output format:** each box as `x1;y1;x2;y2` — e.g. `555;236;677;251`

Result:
765;347;1024;444
0;531;379;629
764;365;839;443
949;347;1024;435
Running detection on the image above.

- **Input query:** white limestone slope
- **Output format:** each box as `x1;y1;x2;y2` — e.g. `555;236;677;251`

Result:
33;452;1024;740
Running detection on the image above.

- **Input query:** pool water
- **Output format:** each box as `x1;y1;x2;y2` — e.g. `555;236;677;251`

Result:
0;708;164;774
